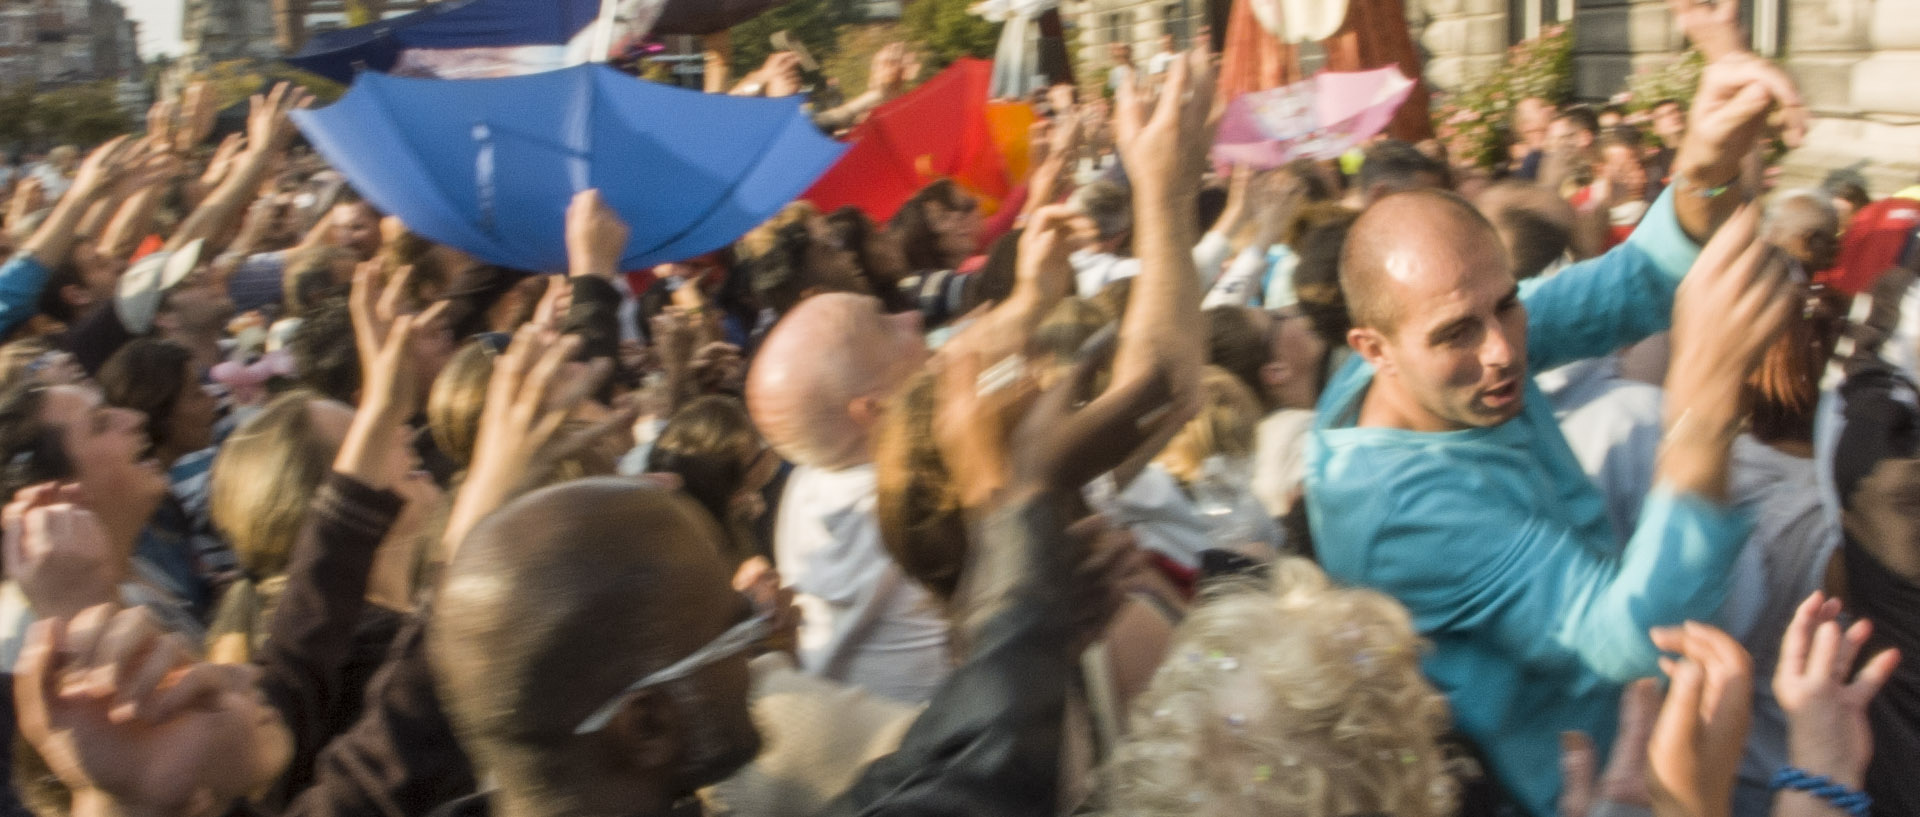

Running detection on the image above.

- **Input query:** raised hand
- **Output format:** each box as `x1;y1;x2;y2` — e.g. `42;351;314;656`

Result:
565;188;630;280
763;52;804;98
349;261;449;424
144;98;177;149
174;80;222;154
1015;204;1080;302
199;133;246;187
440;326;607;562
1667;0;1746;64
1647;622;1752;817
247;82;314;156
869;43;912;98
1773;591;1900;793
1660;205;1799;500
1114;45;1216;202
67;136;139;202
15;605;291;816
3;484;119;620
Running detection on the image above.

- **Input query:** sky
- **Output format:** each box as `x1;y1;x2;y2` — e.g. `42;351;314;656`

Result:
123;0;186;59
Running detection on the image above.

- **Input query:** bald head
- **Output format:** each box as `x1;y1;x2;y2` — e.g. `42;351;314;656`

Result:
1473;181;1575;280
746;293;926;470
432;479;737;767
1342;190;1508;335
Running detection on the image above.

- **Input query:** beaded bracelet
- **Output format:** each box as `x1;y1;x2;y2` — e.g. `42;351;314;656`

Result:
1772;768;1872;817
1674;173;1734;199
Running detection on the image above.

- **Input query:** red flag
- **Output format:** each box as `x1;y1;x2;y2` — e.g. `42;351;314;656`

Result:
804;58;1010;223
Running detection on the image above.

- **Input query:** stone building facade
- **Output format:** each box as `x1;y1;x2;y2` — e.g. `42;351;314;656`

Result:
0;0;141;85
183;0;278;60
1418;0;1920;190
1064;0;1219;91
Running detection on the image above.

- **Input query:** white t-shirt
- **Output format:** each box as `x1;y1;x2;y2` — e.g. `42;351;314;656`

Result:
773;464;951;704
1071;249;1141;298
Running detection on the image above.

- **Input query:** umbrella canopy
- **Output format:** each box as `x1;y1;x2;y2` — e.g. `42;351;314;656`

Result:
291;64;846;273
804;58;1009;223
1211;65;1413;170
284;0;603;84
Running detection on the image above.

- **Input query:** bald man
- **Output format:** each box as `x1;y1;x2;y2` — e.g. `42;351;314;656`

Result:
433;480;764;817
746;293;950;703
1307;183;1774;815
1304;45;1811;813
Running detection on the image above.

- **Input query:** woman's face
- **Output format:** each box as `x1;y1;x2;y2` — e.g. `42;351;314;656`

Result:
931;193;982;264
730;444;778;525
166;359;219;457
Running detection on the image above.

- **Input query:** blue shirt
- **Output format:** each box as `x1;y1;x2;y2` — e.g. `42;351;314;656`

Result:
0;253;51;338
1305;189;1752;817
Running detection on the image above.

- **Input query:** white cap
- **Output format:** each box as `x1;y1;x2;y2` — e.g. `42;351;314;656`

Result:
115;238;205;334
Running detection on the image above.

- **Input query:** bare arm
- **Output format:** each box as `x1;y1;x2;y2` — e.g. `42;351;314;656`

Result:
95;188;162;261
1656;206;1796;502
166;84;311;255
1104;49;1216;485
1664;0;1806;242
19;137;136;267
812;44;918;131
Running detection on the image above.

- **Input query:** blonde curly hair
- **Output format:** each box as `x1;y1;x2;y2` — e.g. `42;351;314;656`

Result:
1108;557;1456;817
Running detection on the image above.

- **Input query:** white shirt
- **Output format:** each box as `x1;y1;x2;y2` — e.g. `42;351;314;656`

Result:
1087;460;1282;569
1252;409;1314;519
773;464;951;704
1071;249;1140;298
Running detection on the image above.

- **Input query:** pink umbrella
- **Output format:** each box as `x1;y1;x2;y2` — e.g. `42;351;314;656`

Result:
1211;65;1416;170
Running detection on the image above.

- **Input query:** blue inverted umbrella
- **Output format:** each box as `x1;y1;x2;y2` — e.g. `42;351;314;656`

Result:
290;64;847;273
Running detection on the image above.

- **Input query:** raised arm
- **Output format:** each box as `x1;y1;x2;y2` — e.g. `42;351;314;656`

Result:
166;83;311;255
1103;48;1214;485
0;138;137;336
812;44;917;132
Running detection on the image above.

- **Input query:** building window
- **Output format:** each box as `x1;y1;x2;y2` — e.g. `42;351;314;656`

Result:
1163;1;1191;44
1105;11;1126;46
1509;0;1570;43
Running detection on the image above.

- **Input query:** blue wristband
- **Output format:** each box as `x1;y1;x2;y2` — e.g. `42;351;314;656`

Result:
1772;768;1872;817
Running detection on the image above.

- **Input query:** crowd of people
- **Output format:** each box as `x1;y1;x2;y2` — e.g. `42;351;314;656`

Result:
0;1;1911;817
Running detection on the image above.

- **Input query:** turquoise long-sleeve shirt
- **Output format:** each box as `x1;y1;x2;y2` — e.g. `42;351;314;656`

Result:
1304;189;1752;817
0;252;51;339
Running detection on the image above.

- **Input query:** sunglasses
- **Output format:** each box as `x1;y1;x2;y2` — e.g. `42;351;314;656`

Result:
572;608;774;734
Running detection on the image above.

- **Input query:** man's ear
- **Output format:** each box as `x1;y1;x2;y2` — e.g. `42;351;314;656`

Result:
847;394;884;431
605;687;681;775
1347;327;1392;375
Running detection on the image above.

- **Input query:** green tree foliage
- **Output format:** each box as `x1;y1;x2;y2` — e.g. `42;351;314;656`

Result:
903;0;999;69
0;82;133;149
728;0;861;77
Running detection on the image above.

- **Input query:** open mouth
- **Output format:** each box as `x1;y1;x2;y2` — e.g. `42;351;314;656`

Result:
1480;379;1521;407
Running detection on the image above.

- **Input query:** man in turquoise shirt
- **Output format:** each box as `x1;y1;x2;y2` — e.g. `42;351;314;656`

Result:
1304;53;1808;816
